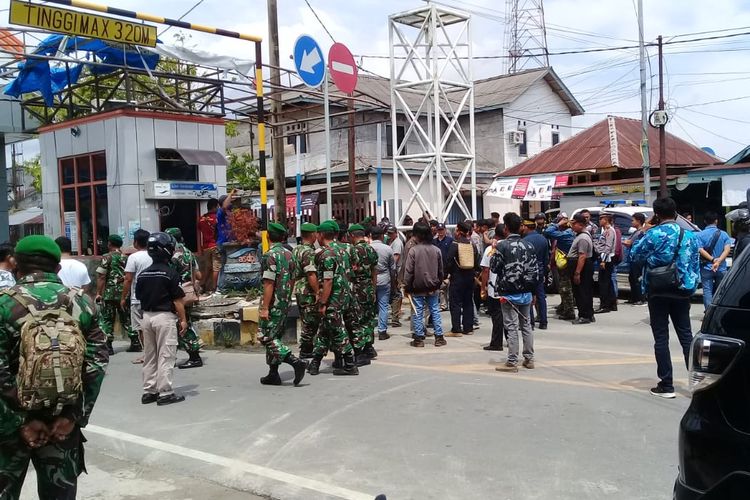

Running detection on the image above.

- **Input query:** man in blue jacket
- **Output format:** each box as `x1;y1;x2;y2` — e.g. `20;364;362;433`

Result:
544;217;576;320
630;197;700;399
523;220;550;329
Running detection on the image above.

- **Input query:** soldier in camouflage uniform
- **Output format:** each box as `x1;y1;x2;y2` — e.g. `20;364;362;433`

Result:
165;228;204;369
96;234;141;355
307;221;358;376
0;235;109;500
349;224;379;360
258;222;307;386
293;223;321;358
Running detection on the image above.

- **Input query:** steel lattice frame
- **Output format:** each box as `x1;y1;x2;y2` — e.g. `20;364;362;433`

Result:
504;0;550;74
388;4;476;225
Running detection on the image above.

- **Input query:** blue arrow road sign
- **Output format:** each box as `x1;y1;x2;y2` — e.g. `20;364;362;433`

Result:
294;34;325;88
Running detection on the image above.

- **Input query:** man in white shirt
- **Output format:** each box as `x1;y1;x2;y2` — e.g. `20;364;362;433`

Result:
480;224;505;351
54;236;91;289
121;229;153;357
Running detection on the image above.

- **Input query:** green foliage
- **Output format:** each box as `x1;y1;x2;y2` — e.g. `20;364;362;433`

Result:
21;154;42;192
226;150;259;192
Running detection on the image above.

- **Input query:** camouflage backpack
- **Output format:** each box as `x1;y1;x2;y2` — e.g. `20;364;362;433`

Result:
10;289;86;415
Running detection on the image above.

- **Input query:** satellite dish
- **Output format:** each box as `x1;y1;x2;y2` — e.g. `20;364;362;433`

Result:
701;147;717;156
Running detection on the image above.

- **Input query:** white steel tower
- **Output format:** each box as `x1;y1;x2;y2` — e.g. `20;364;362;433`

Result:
388;3;476;224
505;0;550;74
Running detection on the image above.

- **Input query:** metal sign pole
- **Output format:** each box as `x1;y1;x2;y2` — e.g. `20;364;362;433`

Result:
324;73;333;220
296;134;302;238
376;123;383;221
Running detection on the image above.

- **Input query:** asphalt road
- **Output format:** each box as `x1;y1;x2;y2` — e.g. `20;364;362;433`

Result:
22;296;704;500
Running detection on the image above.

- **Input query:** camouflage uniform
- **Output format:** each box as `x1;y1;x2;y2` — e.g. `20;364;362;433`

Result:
556;271;576;319
96;250;137;342
293;242;320;353
351;240;378;349
330;241;358;346
0;273;108;500
259;243;297;366
313;245;353;357
170;243;202;353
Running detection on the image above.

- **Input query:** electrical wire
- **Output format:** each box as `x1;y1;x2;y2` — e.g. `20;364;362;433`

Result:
158;0;207;37
304;0;336;43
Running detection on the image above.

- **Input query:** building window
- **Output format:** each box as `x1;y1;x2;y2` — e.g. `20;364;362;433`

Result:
287;134;308;154
386;124;406;157
519;129;527;156
59;152;109;256
552;131;560;146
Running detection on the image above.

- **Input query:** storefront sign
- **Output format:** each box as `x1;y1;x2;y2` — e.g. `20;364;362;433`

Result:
487;178;518;199
63;211;78;254
511;177;530;199
9;0;157;47
593;184;645;196
145;182;218;200
523;176;556;201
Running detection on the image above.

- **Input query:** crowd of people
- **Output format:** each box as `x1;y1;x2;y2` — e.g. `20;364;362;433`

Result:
0;194;747;497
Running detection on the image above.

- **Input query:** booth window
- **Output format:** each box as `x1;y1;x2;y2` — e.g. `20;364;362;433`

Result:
59;152;109;256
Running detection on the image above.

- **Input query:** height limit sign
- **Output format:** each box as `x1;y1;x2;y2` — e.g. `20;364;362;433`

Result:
328;43;358;94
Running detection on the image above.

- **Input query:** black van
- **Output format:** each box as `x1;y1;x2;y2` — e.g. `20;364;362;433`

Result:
674;244;750;498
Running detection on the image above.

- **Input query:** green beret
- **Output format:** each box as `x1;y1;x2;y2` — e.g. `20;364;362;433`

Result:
16;235;62;263
361;216;372;224
348;224;365;232
317;221;337;233
268;222;287;235
108;234;124;247
300;222;318;233
321;219;340;232
165;227;181;237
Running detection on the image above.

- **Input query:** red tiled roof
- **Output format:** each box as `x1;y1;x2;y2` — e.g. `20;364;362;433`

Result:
689;162;750;173
498;116;719;177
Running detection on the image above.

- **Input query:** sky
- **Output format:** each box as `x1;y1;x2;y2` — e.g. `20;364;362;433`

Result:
3;0;750;162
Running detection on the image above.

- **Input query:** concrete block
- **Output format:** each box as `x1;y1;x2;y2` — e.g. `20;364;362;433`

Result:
193;319;215;346
242;306;259;322
241;321;258;346
214;320;241;348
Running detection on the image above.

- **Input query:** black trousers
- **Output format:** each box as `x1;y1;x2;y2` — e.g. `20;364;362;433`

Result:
598;264;617;310
571;258;595;320
487;297;506;347
647;296;693;391
628;262;645;302
449;277;474;333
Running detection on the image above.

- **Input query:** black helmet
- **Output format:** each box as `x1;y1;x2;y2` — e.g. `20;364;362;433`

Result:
147;232;176;262
727;208;750;231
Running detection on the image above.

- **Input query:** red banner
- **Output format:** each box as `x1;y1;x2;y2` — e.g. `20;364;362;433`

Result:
511;177;530;199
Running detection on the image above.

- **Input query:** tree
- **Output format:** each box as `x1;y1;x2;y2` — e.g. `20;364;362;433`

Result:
225;122;260;192
21;154;41;192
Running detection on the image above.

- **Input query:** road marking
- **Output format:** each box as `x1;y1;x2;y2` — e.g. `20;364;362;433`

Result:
85;424;373;500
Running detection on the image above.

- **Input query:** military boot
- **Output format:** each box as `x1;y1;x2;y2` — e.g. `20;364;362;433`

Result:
126;337;143;353
331;351;343;369
354;348;371;367
364;343;378;360
283;353;307;386
106;340;115;356
307;355;323;376
260;364;282;385
177;351;203;369
333;352;359;376
299;344;315;359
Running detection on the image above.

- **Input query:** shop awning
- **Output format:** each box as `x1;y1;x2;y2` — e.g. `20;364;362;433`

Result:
8;207;43;226
157;148;228;166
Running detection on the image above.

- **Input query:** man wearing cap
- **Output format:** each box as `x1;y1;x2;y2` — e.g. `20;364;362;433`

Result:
534;213;547;234
331;224;364;363
349;224;379;360
259;222;307;386
0;235;108;498
522;220;550;330
96;234;140;354
165;228;204;370
293;223;321;358
307;221;358;376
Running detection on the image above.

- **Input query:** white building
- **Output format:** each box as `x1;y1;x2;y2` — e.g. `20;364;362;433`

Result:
231;67;583;223
39;109;227;254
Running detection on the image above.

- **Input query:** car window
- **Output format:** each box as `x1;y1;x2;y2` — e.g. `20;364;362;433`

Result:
712;248;750;308
612;215;633;235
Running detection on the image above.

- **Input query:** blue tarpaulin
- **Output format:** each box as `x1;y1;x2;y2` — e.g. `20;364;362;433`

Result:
4;34;160;106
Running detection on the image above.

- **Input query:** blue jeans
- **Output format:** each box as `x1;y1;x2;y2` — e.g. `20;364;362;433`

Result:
701;267;726;310
412;294;443;338
376;284;391;333
647;296;693;391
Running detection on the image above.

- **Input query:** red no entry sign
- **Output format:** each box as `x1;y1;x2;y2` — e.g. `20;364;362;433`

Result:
328;42;358;94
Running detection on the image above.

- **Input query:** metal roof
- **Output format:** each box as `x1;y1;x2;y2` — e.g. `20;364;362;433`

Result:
498;116;719;177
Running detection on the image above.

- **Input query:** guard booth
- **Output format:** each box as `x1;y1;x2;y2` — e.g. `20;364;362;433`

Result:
39;109;227;255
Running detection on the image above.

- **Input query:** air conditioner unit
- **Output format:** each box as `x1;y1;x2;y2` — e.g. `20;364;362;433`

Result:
508;130;525;145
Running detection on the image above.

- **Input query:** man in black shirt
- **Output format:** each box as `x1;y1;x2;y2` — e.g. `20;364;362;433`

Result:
136;232;188;406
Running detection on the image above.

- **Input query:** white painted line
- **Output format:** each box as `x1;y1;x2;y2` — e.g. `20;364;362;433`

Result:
85;424;373;500
331;60;355;75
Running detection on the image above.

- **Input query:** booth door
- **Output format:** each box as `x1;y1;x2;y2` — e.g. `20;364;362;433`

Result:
159;200;199;252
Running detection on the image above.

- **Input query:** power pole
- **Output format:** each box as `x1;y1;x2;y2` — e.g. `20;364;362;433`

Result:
267;0;286;223
657;35;667;198
347;98;356;224
637;0;651;204
10;143;18;209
